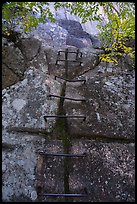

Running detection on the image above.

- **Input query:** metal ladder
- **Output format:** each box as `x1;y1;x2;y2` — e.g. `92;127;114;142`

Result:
37;48;88;199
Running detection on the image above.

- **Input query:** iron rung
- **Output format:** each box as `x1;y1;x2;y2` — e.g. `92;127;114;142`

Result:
56;59;82;63
44;115;86;121
58;50;82;54
48;94;86;102
38;193;87;197
58;50;82;58
55;76;86;83
38;152;86;157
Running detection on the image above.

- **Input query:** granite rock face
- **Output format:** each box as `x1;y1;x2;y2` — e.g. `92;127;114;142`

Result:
14;16;101;49
2;66;61;131
2;37;40;88
2;6;135;201
2;131;45;202
64;62;135;140
58;19;101;48
2;45;62;201
45;46;104;79
2;63;20;89
2;44;26;89
18;38;41;61
2;41;135;202
68;140;135;202
28;22;68;47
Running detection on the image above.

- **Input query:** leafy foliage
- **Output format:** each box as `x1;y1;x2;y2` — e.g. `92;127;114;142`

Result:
96;3;135;67
2;2;56;35
2;2;135;67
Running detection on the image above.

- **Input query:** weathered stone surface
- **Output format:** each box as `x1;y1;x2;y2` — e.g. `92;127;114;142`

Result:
2;130;46;202
2;131;66;202
2;63;62;202
2;3;135;202
64;62;135;140
2;45;26;80
2;64;20;89
22;22;68;48
58;19;102;47
14;17;102;49
2;38;51;89
5;138;133;202
45;46;104;78
68;140;135;202
58;19;87;37
37;140;65;202
2;66;61;131
66;35;92;48
2;43;135;202
19;38;41;61
29;45;49;74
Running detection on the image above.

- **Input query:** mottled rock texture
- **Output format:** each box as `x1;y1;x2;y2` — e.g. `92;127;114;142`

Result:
64;62;135;140
2;44;26;89
2;44;62;201
68;140;135;202
2;12;135;202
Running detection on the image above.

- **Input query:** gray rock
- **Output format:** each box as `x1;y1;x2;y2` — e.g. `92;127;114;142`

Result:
19;38;41;61
2;66;61;130
58;19;85;37
58;19;102;48
31;191;37;200
46;46;103;79
68;140;135;202
66;35;92;48
64;63;135;140
2;11;135;202
2;64;20;89
2;45;26;88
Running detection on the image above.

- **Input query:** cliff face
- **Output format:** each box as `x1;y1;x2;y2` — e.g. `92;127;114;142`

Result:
2;4;135;202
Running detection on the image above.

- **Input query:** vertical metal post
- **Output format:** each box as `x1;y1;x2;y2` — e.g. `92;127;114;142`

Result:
65;49;68;78
76;49;79;60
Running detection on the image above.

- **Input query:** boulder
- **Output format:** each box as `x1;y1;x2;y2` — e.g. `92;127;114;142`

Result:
18;38;41;61
2;45;26;88
2;38;50;89
2;64;20;89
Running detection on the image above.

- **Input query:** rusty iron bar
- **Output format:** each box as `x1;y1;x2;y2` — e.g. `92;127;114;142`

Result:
44;115;86;121
56;60;82;62
56;59;82;65
48;94;86;102
57;49;82;59
56;49;83;67
38;152;87;157
38;193;87;197
55;75;86;84
58;50;82;56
